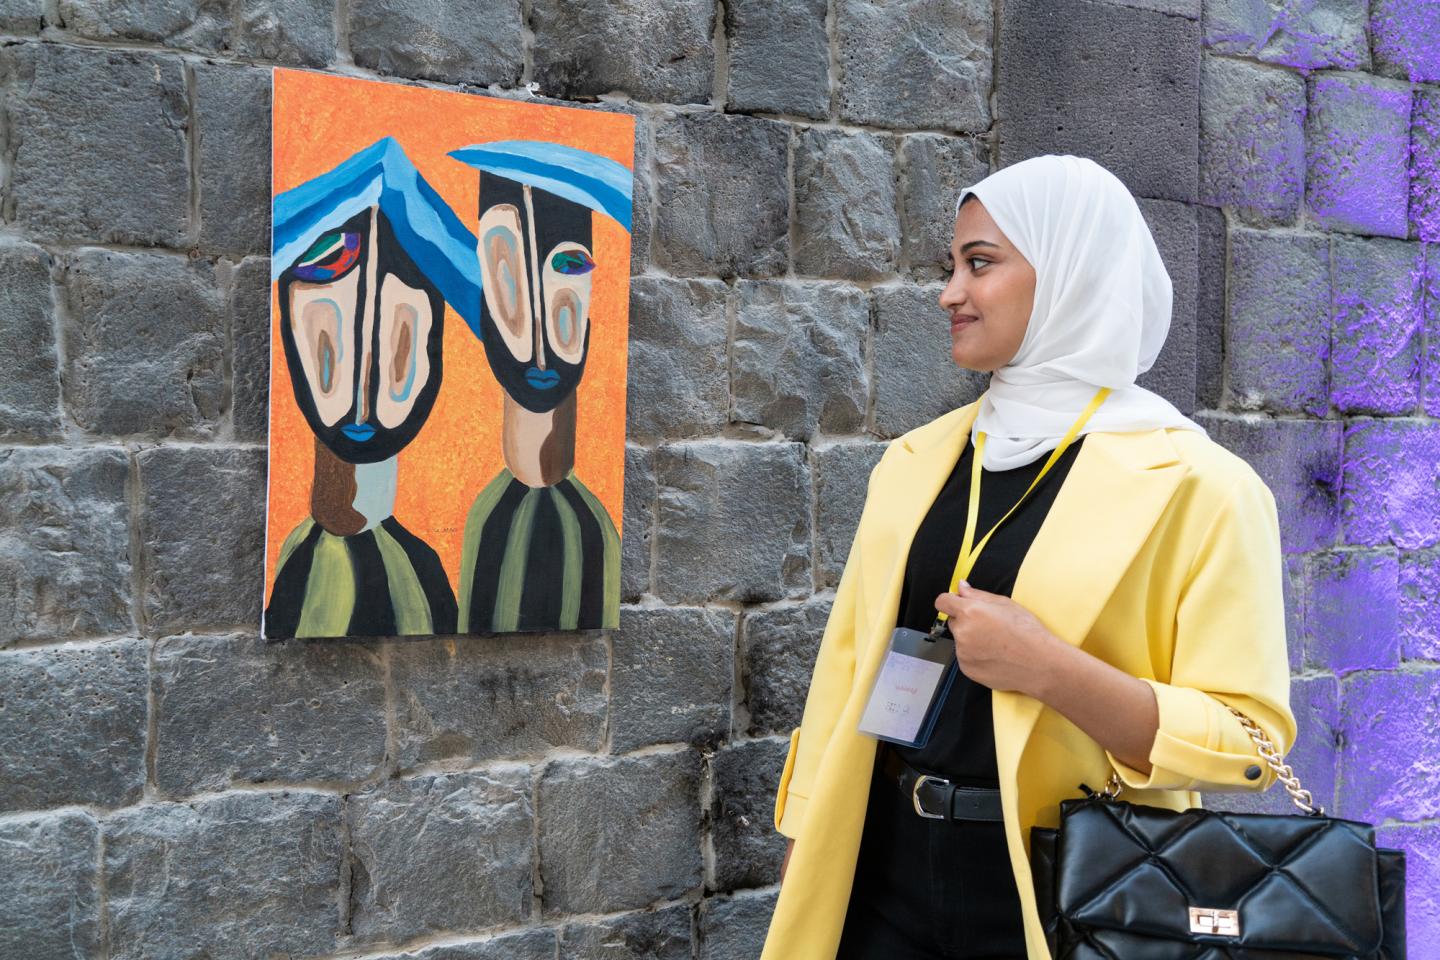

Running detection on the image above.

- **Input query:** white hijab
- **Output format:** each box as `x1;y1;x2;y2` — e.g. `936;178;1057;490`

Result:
953;153;1207;470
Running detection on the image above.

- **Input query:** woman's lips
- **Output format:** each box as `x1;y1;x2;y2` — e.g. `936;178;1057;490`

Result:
951;314;979;330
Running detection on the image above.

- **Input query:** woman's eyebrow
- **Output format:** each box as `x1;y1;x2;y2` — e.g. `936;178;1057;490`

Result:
959;240;1001;254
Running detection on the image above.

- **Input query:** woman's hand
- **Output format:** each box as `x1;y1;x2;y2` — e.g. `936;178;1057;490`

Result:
933;581;1064;698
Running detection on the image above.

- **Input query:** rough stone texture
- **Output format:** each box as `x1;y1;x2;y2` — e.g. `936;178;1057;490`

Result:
1329;236;1425;415
0;447;133;646
1339;669;1440;821
1375;822;1440;944
1340;419;1440;550
1283;553;1305;674
1202;0;1369;70
1429;243;1440;417
538;750;703;914
1203;675;1338;816
366;930;559;960
653;440;811;603
104;791;344;960
1399;547;1440;660
0;240;60;440
1196;414;1343;554
998;0;1200;203
0;811;101;960
1302;550;1401;675
389;633;607;770
234;0;334;66
0;638;146;812
195;63;272;257
1225;228;1330;416
836;0;991;131
559;902;694;959
621;443;654;601
610;605;734;753
3;44;188;247
533;0;714;104
899;133;991;280
1134;198;1199;416
629;109;655;274
61;249;227;439
0;0;42;32
793;128;899;281
698;891;779;960
814;441;887;587
743;600;829;736
1198;55;1307;224
725;0;829;118
1304;71;1414;238
152;633;386;796
1371;0;1440;83
872;283;987;437
230;256;272;442
653;112;790;278
625;277;729;441
136;445;266;633
57;0;228;49
731;280;869;440
710;737;788;891
1413;85;1440;243
349;0;524;85
1194;204;1226;410
348;769;534;942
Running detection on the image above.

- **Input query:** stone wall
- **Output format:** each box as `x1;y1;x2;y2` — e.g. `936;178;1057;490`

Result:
1;0;1437;956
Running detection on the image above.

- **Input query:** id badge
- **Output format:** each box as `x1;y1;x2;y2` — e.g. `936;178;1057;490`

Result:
856;626;958;748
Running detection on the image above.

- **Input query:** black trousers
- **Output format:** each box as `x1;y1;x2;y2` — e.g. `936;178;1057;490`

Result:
834;744;1029;960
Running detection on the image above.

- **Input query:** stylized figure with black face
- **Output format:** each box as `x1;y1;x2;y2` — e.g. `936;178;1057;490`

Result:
448;141;632;632
264;137;479;639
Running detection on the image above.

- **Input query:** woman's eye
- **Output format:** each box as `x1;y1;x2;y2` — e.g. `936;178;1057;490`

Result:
967;257;988;271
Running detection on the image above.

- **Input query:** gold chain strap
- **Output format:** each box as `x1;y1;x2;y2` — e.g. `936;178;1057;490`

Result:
1100;704;1322;816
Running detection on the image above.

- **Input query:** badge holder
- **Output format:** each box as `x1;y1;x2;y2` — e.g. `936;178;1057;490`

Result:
856;620;957;749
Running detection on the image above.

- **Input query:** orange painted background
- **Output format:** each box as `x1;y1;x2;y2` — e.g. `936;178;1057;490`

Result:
265;68;633;605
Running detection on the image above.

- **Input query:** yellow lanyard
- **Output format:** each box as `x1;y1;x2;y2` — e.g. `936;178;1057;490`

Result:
933;385;1111;631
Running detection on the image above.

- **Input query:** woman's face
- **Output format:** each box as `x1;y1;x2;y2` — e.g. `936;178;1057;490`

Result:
938;196;1036;373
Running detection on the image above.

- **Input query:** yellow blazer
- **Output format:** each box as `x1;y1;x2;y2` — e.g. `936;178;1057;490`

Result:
762;397;1298;960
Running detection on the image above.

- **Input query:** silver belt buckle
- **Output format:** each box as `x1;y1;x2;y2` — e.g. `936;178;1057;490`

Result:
911;774;948;819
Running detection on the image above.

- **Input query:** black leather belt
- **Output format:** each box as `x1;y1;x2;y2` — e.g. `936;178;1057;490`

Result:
880;744;1005;822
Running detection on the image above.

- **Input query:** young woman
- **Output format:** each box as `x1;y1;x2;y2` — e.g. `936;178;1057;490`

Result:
761;154;1297;960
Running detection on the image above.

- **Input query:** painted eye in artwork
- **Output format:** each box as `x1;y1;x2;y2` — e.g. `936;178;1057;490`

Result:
551;249;596;276
542;241;593;366
293;230;362;282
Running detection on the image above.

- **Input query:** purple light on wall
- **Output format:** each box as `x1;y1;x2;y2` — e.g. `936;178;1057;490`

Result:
1372;0;1440;82
1399;548;1440;660
1338;669;1440;822
1340;419;1440;550
1329;237;1425;415
1413;87;1440;242
1204;0;1369;71
1303;549;1401;675
1375;822;1440;944
1305;73;1414;238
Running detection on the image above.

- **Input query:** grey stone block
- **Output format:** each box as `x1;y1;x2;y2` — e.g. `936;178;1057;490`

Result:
1302;549;1401;675
104;791;344;960
653;112;789;279
1330;236;1425;415
998;0;1200;203
836;0;991;132
731;280;869;440
0;0;41;32
793;128;899;281
349;0;523;85
0;811;101;960
725;0;829;119
389;634;607;770
235;0;334;66
814;441;887;587
653;440;811;603
1371;0;1440;82
699;891;779;960
0;638;146;812
3;44;189;246
871;283;987;437
1305;71;1413;238
1340;418;1440;550
1338;669;1440;821
1225;228;1330;416
58;0;228;49
0;240;60;440
625;277;729;442
61;248;226;439
1198;55;1306;224
0;447;133;646
610;605;734;753
1413;85;1440;244
1202;0;1368;70
1400;546;1440;659
365;930;558;960
631;109;654;275
538;750;702;914
230;256;272;442
1193;204;1225;410
899;133;991;281
559;902;694;959
743;600;829;737
152;633;386;796
621;443;654;601
1429;243;1440;416
348;769;534;942
711;737;789;891
137;445;266;633
1284;552;1305;673
1135;198;1198;416
532;0;714;104
195;63;272;256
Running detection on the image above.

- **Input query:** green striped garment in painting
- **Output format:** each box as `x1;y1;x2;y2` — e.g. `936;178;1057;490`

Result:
459;466;620;633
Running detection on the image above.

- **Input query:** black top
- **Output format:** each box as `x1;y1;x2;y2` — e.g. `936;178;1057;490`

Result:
889;432;1088;787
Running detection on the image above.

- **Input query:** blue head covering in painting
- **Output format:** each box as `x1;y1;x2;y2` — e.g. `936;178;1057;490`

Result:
448;140;634;414
271;137;479;464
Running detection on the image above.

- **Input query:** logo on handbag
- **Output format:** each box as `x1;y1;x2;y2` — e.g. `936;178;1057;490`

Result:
1188;906;1239;936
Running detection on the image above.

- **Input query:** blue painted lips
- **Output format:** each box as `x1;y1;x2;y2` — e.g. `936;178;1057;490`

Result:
525;367;561;390
342;423;376;441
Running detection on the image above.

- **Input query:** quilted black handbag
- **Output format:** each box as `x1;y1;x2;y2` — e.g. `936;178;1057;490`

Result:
1029;705;1407;958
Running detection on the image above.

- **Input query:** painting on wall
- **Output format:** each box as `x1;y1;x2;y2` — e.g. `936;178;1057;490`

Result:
262;68;634;640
